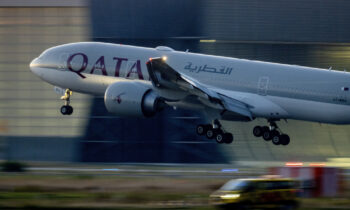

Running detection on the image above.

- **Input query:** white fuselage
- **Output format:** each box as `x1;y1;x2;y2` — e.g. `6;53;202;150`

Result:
30;42;350;124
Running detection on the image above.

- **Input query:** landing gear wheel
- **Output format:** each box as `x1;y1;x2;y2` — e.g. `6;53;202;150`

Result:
262;126;269;131
258;120;290;146
196;124;210;136
271;131;281;145
67;106;73;115
262;130;273;141
280;134;290;146
223;133;233;144
206;128;215;139
60;89;73;115
215;130;225;144
207;128;220;140
60;105;73;115
60;105;68;115
253;126;263;137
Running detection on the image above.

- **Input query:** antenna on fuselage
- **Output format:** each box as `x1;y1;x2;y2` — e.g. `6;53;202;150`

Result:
329;66;332;71
185;49;189;53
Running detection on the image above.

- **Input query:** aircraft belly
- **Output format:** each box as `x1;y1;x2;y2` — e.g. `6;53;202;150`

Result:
269;96;350;124
211;89;289;118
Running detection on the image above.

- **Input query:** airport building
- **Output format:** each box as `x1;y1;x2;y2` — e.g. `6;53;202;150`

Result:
1;0;350;163
0;0;90;161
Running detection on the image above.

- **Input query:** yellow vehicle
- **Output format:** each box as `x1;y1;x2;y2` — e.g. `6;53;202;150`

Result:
210;178;299;209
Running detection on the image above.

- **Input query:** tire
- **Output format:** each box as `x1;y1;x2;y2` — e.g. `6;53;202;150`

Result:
60;105;68;115
272;132;281;145
196;124;207;135
223;133;233;144
67;106;73;115
206;128;216;139
262;130;272;141
215;131;225;144
280;134;290;146
61;105;73;115
253;126;263;137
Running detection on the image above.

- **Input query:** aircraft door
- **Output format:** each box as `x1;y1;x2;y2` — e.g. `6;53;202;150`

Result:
258;76;269;96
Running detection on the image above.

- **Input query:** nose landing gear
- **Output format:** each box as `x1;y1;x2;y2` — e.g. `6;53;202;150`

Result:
253;120;290;146
60;89;73;115
196;120;234;144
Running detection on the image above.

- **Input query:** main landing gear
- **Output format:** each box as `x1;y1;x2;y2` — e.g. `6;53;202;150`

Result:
196;120;233;144
60;89;73;115
252;120;290;146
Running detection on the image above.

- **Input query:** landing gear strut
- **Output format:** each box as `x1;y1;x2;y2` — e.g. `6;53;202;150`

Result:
196;120;233;144
60;89;73;115
253;120;290;146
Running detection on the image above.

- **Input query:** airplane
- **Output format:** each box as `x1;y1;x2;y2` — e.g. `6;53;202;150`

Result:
29;42;350;146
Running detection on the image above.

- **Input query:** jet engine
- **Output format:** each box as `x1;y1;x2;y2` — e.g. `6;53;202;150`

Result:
104;81;163;117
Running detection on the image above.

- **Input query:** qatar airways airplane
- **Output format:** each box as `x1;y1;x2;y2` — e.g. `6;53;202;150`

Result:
30;42;350;146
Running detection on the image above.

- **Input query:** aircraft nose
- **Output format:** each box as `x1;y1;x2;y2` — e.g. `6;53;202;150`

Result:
29;57;42;76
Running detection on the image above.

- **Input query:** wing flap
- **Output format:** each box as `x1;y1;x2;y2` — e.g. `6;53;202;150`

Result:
218;94;253;120
146;57;253;120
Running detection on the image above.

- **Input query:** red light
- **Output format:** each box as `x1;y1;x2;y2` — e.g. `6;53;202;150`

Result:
285;162;303;167
309;163;326;167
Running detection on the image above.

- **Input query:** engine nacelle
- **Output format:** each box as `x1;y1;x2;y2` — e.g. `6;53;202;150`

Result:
104;81;162;117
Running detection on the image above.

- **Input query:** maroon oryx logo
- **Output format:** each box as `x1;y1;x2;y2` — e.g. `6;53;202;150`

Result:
114;92;125;104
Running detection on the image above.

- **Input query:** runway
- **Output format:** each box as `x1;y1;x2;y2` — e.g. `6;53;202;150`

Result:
24;163;270;178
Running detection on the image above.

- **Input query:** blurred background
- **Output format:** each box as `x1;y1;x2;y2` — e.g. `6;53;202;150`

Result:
1;0;350;163
1;0;350;209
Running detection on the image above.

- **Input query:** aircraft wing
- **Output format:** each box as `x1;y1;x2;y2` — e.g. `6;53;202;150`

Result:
146;57;253;120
